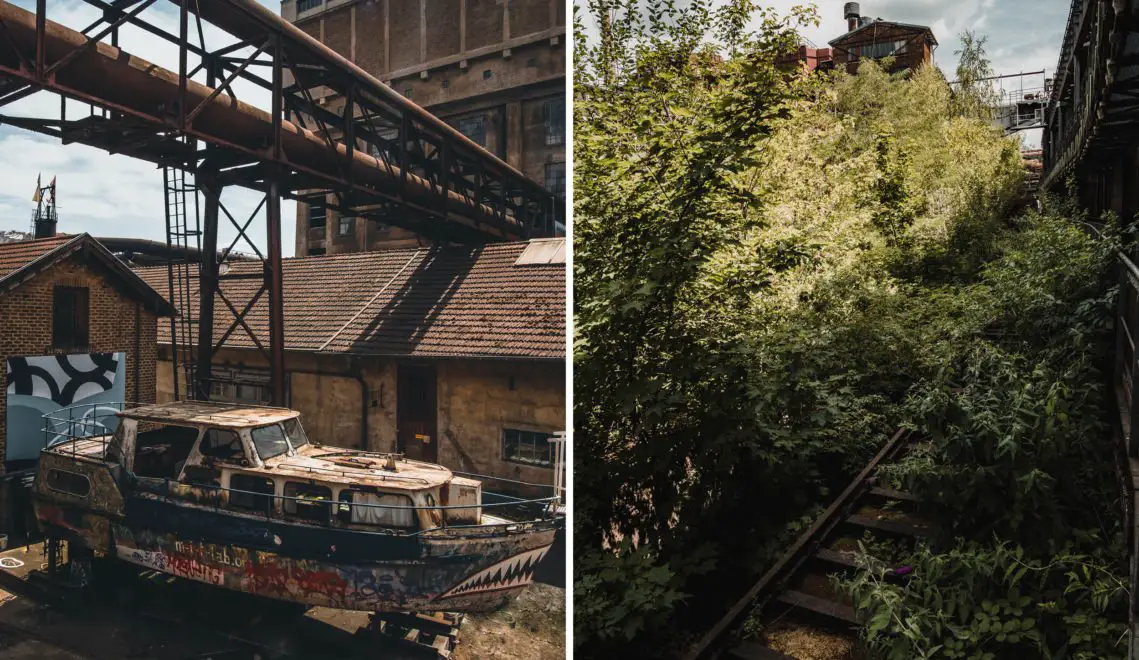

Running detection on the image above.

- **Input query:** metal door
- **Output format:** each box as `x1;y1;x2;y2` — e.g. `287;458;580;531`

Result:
397;365;438;463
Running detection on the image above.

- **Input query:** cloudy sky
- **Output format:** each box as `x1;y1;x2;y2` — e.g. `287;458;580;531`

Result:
0;0;296;254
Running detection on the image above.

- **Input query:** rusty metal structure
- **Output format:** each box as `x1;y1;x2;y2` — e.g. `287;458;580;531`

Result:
0;0;557;405
1041;0;1139;208
1043;4;1139;653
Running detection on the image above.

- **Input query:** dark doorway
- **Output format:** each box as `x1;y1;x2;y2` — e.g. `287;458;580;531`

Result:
397;365;438;463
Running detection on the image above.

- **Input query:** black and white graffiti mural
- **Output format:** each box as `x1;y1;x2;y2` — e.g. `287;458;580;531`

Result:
5;353;126;461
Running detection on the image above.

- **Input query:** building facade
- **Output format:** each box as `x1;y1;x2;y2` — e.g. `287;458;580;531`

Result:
0;233;173;534
138;238;566;490
829;4;936;75
282;0;567;256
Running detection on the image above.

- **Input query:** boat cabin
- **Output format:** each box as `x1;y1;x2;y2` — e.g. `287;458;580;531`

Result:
43;401;484;534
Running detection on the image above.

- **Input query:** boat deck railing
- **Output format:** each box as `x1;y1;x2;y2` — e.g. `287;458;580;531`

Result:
137;477;561;537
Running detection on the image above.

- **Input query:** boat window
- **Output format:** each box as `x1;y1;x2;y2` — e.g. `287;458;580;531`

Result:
337;490;416;528
46;469;90;497
283;482;333;522
251;424;290;460
284;418;309;449
199;429;245;463
229;473;275;513
134;424;200;479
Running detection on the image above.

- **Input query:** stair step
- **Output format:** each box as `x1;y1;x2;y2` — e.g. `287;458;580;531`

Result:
845;513;933;537
775;589;860;625
812;548;861;571
868;487;921;503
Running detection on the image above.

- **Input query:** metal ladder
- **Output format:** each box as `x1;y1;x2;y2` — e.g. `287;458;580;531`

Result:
163;163;201;401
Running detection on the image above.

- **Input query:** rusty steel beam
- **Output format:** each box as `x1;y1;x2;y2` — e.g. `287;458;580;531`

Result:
0;0;530;240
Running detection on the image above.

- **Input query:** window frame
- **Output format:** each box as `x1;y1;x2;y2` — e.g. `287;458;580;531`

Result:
52;285;90;350
250;423;291;461
307;203;327;229
542;98;566;146
197;428;246;463
457;116;487;147
46;469;91;497
336;489;418;530
283;481;334;522
544;162;566;197
502;428;555;468
337;215;355;237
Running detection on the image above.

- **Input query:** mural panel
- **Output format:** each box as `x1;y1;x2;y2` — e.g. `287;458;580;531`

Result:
5;353;126;461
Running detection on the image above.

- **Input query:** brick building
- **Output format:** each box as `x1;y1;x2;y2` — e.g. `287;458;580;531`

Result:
283;0;566;255
0;233;174;533
829;3;936;75
137;238;565;489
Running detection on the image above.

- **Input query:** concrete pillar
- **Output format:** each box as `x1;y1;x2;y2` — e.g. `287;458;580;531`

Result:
506;101;523;169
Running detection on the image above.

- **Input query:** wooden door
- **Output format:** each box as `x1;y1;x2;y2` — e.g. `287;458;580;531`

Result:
397;365;438;463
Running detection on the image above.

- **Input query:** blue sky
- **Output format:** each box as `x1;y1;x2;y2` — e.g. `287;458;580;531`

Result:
0;0;296;254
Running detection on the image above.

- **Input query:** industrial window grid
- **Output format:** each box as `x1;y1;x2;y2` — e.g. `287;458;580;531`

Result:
458;116;487;147
544;162;565;197
307;203;327;228
297;0;322;13
338;216;355;237
503;428;554;467
543;98;565;146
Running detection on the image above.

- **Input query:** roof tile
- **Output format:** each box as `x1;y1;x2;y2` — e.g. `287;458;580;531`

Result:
136;240;566;360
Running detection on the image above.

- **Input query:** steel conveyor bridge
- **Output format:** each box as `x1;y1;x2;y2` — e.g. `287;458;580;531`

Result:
0;0;557;404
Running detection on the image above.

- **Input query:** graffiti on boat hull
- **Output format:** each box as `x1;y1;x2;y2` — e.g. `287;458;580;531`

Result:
111;530;549;612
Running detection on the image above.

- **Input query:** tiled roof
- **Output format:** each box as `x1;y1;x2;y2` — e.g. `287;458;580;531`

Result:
0;234;76;282
135;240;566;360
0;233;177;315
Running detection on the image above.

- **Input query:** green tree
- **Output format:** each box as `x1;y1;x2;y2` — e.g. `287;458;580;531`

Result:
954;30;998;119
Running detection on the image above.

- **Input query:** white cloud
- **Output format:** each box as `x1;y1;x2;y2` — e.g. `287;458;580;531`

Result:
0;0;297;255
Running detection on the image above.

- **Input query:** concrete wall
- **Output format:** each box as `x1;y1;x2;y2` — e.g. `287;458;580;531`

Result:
155;348;564;487
0;255;159;471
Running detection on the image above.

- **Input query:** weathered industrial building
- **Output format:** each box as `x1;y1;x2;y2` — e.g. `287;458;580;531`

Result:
830;3;936;74
282;0;567;255
781;3;936;75
0;233;174;532
136;238;565;488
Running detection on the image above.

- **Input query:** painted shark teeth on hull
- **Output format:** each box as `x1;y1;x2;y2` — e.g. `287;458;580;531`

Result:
437;545;551;600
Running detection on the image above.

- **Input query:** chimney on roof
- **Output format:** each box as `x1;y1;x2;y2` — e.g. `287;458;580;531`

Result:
844;2;861;32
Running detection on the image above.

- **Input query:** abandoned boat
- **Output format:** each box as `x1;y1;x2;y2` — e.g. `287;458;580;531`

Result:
31;401;561;613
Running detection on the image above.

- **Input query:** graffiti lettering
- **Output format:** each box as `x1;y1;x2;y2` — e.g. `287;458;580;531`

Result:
174;540;244;568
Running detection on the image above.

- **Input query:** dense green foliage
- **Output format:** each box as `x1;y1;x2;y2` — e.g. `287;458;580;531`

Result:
574;1;1128;657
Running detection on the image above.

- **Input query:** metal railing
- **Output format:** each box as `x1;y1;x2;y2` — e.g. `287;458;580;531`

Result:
137;478;561;537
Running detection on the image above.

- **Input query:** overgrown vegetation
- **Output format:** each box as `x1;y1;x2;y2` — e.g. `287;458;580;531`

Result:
573;1;1129;658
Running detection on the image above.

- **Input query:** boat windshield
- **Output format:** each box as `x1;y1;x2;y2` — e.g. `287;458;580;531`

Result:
284;418;309;448
251;424;290;460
